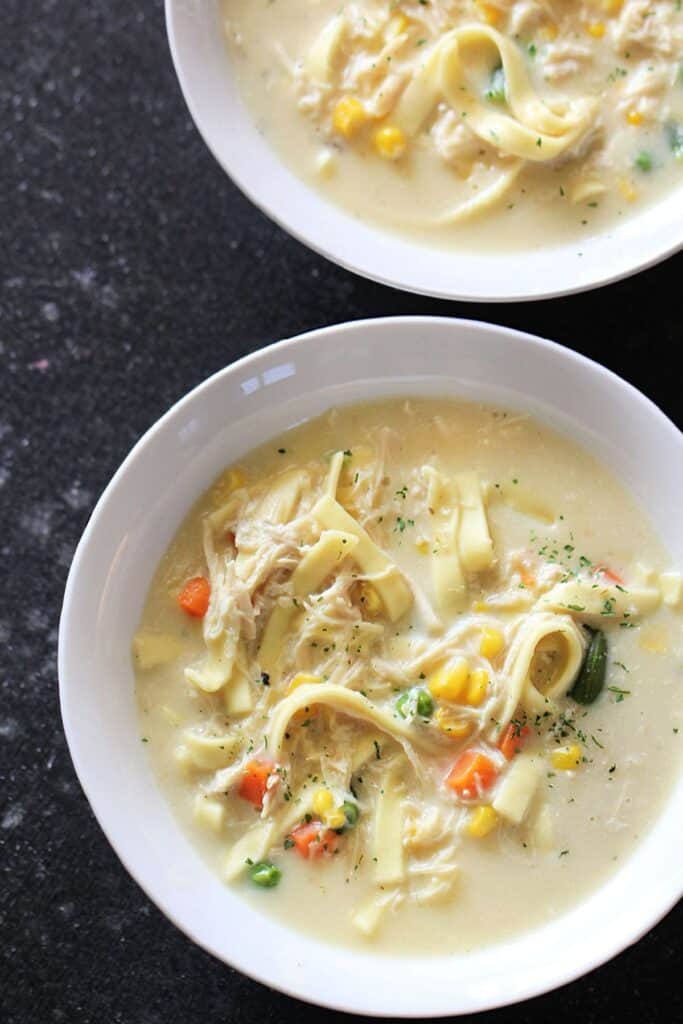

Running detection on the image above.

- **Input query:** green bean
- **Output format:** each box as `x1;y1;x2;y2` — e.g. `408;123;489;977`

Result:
569;630;607;705
666;122;683;160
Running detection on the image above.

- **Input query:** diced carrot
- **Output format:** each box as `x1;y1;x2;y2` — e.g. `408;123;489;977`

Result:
445;750;498;799
178;576;211;617
511;553;536;589
518;563;536;589
593;564;623;586
238;759;275;809
498;722;531;760
288;820;340;859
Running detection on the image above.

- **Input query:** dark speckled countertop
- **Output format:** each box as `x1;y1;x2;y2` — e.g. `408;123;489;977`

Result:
1;2;681;1021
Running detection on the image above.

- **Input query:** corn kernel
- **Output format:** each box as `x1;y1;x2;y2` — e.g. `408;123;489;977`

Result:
626;109;643;126
358;581;383;617
387;13;409;37
323;808;346;830
467;805;498;838
480;627;504;660
415;537;430;554
586;21;605;37
312;788;334;815
373;124;407;161
551;744;582;770
603;0;624;14
478;2;502;26
472;600;489;612
435;707;473;739
428;659;470;701
617;177;638;202
465;668;489;707
332;96;367;138
287;672;322;694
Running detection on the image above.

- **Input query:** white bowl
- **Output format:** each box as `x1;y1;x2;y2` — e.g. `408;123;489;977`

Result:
165;0;682;303
59;317;683;1017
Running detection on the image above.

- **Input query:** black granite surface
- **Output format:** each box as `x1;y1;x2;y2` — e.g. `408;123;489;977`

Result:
1;2;681;1021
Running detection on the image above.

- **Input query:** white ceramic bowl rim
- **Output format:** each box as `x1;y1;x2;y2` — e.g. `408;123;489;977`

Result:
164;0;683;302
59;317;683;1017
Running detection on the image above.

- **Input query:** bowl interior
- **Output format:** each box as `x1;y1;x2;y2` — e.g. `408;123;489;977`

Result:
165;0;682;301
59;317;683;1016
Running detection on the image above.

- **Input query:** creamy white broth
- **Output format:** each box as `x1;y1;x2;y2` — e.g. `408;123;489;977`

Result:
135;399;682;955
221;0;683;251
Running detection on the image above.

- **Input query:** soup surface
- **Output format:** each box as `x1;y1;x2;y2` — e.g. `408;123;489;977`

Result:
221;0;683;250
135;399;682;955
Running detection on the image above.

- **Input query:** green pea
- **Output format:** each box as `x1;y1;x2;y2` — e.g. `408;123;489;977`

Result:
634;150;653;172
250;861;281;888
415;689;434;718
342;801;359;828
396;688;434;719
395;692;410;718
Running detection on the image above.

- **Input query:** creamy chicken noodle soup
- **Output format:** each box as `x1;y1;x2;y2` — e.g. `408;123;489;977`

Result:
221;0;683;249
135;400;682;954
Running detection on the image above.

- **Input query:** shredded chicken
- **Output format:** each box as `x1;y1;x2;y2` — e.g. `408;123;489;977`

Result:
617;62;676;121
615;0;683;58
542;39;593;80
431;111;486;173
509;0;546;36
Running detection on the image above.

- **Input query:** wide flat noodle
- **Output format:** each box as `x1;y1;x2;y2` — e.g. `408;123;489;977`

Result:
424;467;494;607
396;25;597;160
350;892;396;937
373;763;406;884
537;580;660;622
185;519;240;692
313;494;413;621
392;23;597;223
224;657;254;715
430;161;523;226
455;471;494;573
265;683;444;757
425;466;466;611
258;529;359;682
494;611;586;732
181;729;244;771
